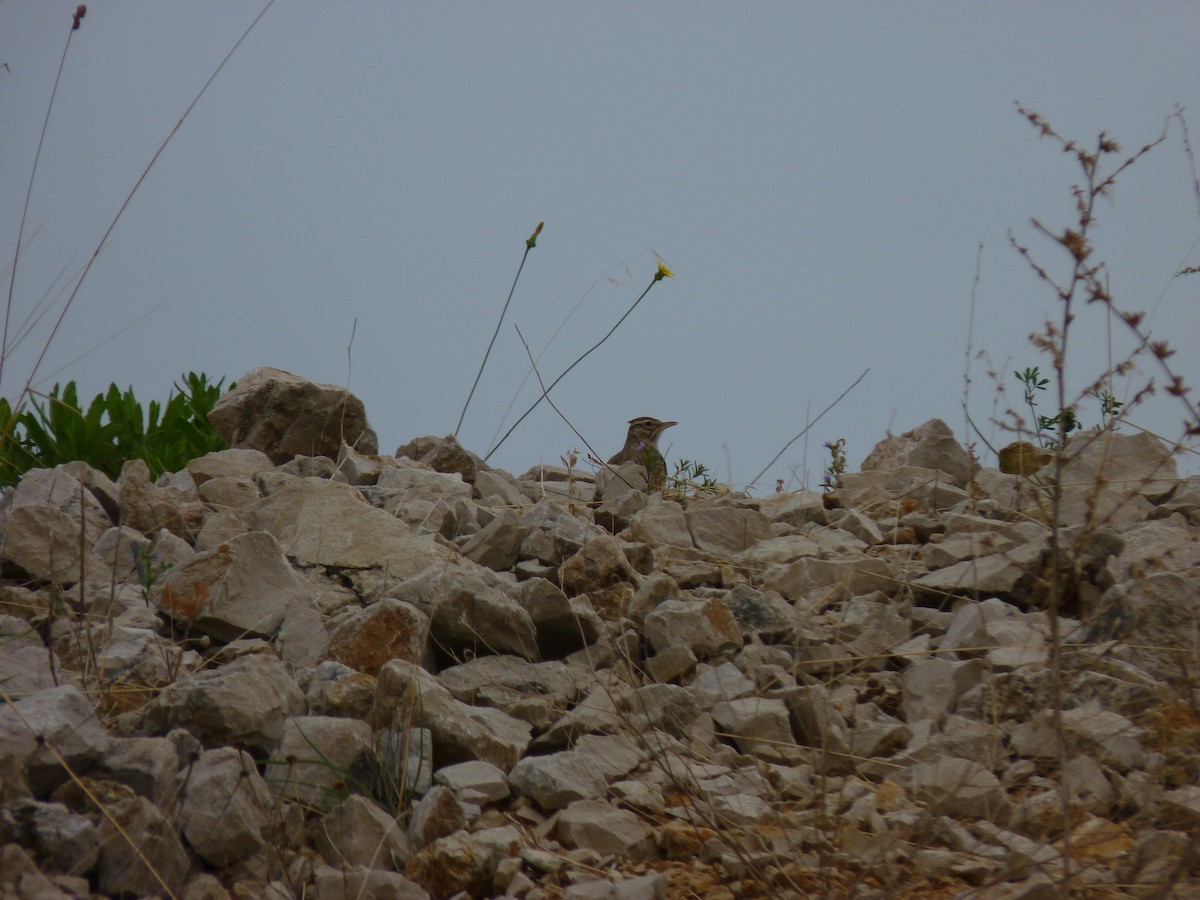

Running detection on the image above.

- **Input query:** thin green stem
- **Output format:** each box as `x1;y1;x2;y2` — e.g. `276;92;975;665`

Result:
15;0;277;417
484;269;666;462
2;9;80;391
454;222;542;438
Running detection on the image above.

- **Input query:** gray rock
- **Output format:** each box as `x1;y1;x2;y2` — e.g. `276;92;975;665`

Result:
313;863;429;900
474;468;530;507
392;559;539;662
209;367;378;463
266;715;374;811
1011;707;1144;771
91;735;181;806
1081;573;1198;685
187;447;275;486
434;759;510;804
196;475;261;510
436;654;585;731
862;418;974;486
521;498;606;565
644;597;742;658
762;554;896;601
0;503;112;585
565;873;668;900
509;750;607;811
627;496;695;554
780;683;852;765
373;659;531;770
912;538;1044;603
902;657;984;724
144;641;305;754
179;747;273;866
95;794;189;898
118;457;206;541
250;475;456;578
313;793;412;870
0;799;99;875
692;661;755;708
685;503;773;556
556;799;654;860
719;583;796;642
407;784;467;848
153;530;309;642
710;696;796;761
459;508;528;570
560;533;637;598
755;490;828;528
91;525;147;583
893;757;1011;819
0;615;62;699
514;577;602;658
0;685;112;793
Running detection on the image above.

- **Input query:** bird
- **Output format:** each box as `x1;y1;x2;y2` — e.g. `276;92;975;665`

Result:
607;416;677;491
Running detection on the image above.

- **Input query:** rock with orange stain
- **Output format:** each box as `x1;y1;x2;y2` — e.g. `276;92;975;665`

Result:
153;530;309;642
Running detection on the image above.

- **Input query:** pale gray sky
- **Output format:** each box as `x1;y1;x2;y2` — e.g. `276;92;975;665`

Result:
3;2;1199;489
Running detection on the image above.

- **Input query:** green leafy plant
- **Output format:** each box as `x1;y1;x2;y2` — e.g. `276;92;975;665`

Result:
668;457;719;499
821;438;846;492
0;371;230;485
1014;365;1124;450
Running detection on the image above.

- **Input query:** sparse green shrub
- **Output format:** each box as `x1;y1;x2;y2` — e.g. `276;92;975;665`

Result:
821;438;847;492
0;371;230;485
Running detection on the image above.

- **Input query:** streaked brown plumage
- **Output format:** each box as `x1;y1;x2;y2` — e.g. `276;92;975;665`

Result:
607;416;676;490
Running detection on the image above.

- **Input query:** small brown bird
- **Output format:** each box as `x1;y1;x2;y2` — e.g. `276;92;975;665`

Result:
608;416;677;490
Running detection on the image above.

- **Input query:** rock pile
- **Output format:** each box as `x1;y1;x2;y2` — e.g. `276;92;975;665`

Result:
0;371;1198;899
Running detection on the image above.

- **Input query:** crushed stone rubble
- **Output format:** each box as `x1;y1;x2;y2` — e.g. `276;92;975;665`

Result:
1;372;1198;898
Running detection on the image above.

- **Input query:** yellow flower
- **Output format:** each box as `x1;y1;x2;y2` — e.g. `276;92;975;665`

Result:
654;261;674;282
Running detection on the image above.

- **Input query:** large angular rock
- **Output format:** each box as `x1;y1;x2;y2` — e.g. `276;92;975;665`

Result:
179;747;273;866
556;799;654;860
0;685;112;794
514;577;602;658
436;655;585;731
644;597;742;659
0;799;99;874
710;697;796;761
95;794;189;898
893;757;1010;819
250;475;456;578
509;750;607;811
373;659;532;770
186;448;274;486
266;716;374;811
1082;573;1198;685
1;465;112;542
861;418;974;486
144;642;305;754
91;735;181;807
314;794;413;871
685;503;773;556
208;367;378;463
153;530;310;642
117;458;206;541
327;597;429;677
392;559;539;662
0;503;112;585
1032;430;1178;528
0;615;63;698
521;498;606;566
314;863;430;900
